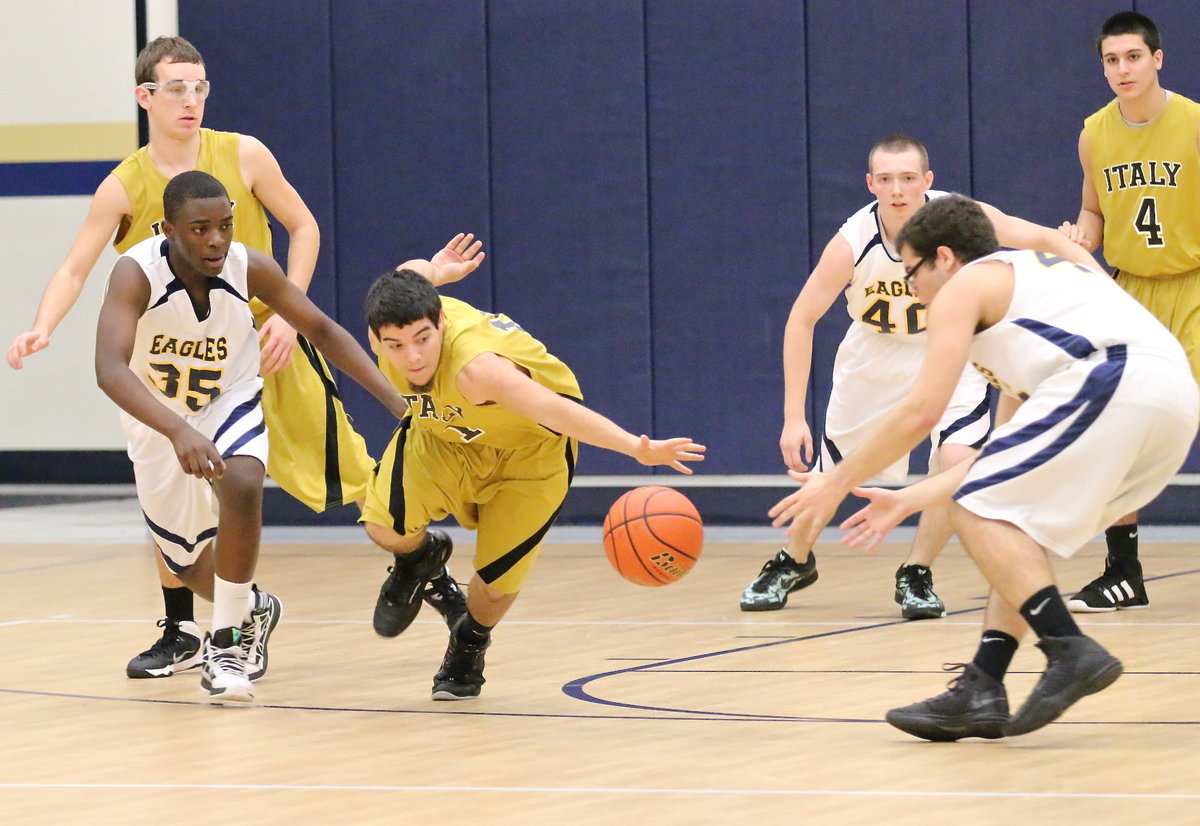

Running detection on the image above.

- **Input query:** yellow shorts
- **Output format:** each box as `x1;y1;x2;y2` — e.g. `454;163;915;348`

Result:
1116;267;1200;386
259;333;375;512
361;419;577;595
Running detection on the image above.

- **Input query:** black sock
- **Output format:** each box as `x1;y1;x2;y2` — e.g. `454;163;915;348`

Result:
163;586;194;623
1105;524;1139;569
457;613;493;645
1019;586;1081;639
971;630;1019;681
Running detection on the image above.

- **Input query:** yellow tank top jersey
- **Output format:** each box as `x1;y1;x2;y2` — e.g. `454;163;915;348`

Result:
111;128;272;255
1084;93;1200;277
112;129;275;321
380;297;582;450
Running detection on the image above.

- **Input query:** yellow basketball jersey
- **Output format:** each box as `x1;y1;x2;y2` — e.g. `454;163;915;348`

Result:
379;297;583;450
1084;93;1200;277
111;128;272;256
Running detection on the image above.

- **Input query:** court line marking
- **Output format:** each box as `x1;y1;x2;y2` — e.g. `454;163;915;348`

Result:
562;568;1200;719
0;687;858;723
0;782;1197;799
0;573;1195;723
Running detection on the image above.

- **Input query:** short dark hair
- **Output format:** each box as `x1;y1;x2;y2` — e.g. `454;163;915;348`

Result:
135;36;205;85
1096;11;1160;56
869;134;929;173
364;269;442;336
895;194;999;264
163;171;229;222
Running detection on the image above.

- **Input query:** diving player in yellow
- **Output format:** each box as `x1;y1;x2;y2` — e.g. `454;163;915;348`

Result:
1059;11;1200;613
7;36;463;677
360;256;706;699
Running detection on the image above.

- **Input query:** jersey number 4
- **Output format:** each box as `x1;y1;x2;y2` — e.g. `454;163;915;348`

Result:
148;363;223;411
1134;196;1165;247
860;298;925;335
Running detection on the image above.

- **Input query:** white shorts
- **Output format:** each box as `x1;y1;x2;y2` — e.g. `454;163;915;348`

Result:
121;380;269;573
954;348;1198;557
819;327;992;483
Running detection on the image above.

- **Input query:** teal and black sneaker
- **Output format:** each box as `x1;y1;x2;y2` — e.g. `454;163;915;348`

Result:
895;564;946;620
739;549;818;611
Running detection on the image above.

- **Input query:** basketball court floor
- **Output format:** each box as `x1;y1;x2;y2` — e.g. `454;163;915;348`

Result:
0;490;1197;823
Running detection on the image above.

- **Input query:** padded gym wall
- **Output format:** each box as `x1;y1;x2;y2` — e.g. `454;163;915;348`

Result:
180;1;1200;487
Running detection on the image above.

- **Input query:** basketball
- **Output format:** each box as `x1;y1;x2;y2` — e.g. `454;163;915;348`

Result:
602;486;703;586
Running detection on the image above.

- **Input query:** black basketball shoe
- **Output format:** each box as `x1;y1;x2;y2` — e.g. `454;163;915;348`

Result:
423;566;468;630
432;621;490;700
1005;635;1123;736
373;530;454;637
886;663;1009;741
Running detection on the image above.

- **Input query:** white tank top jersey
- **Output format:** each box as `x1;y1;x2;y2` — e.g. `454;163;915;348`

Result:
965;249;1188;401
837;189;949;340
114;236;262;417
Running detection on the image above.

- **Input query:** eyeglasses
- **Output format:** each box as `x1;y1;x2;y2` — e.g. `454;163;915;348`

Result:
903;255;932;283
139;79;211;101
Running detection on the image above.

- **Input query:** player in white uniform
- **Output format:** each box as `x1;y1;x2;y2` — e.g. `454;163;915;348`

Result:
96;171;410;704
822;189;990;485
741;135;1104;619
770;195;1198;740
116;236;265;566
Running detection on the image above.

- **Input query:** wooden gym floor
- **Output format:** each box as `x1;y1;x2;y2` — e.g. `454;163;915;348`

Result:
0;496;1197;824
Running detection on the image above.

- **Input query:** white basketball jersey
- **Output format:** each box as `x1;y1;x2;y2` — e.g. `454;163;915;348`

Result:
116;236;262;416
838;190;949;340
966;249;1188;401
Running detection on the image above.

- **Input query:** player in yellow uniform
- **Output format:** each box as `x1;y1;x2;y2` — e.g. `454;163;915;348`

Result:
7;36;463;677
360;258;706;699
1060;11;1200;613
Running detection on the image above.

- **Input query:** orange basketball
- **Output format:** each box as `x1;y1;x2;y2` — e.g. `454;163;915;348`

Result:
602;486;703;586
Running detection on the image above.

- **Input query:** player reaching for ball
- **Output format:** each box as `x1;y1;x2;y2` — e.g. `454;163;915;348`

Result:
360;259;705;699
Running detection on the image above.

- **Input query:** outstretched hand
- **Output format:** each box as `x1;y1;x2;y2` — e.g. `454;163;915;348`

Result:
767;469;847;547
428;233;486;285
631;435;706;474
7;330;48;370
839;486;912;551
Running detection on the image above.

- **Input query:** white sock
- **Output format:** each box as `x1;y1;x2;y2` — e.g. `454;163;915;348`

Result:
212;576;253;636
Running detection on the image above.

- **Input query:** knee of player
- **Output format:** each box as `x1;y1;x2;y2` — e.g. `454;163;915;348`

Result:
362;520;422;554
212;457;265;508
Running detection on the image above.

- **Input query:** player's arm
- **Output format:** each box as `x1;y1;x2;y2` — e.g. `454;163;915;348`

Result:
840;378;1022;550
94;259;225;480
979;199;1104;274
840;453;977;550
455;353;706;473
238;134;320;374
240;134;319;294
396;233;487;287
780;233;854;470
245;249;409;418
768;268;986;543
8;174;130;369
1060;129;1105;252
